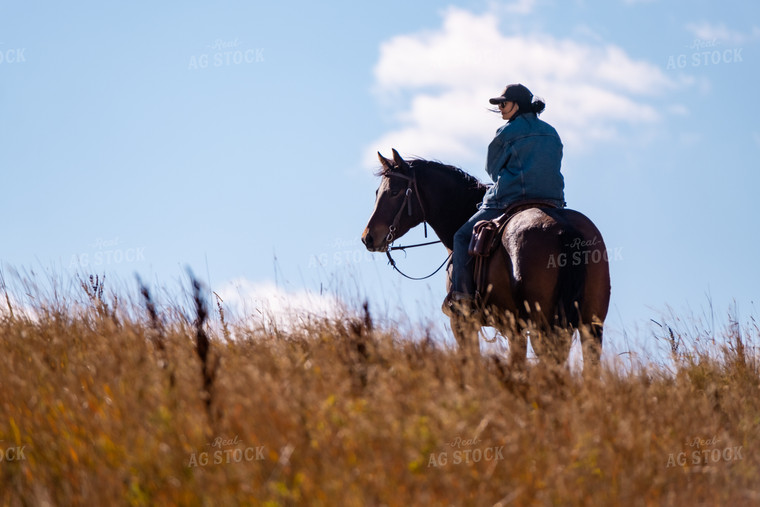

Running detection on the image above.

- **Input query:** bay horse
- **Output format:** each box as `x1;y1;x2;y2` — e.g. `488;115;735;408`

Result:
362;149;611;372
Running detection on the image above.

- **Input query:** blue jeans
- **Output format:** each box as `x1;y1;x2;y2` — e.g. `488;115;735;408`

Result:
451;207;505;295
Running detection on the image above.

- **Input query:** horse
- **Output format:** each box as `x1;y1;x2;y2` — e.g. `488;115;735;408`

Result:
361;149;611;372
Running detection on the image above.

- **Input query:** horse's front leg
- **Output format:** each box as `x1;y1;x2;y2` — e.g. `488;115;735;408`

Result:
451;315;480;352
450;315;481;387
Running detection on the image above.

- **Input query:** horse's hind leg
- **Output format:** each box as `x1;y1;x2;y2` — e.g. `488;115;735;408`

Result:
552;327;574;365
523;305;573;366
491;312;527;371
580;321;603;372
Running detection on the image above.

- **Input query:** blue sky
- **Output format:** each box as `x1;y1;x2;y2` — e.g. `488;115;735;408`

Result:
2;0;758;358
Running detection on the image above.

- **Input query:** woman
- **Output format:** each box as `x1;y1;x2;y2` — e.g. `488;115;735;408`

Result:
446;83;566;314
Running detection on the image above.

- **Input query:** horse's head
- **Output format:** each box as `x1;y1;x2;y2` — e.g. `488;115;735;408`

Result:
362;149;425;252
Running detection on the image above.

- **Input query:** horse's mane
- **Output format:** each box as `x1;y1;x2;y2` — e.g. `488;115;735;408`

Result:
377;157;487;191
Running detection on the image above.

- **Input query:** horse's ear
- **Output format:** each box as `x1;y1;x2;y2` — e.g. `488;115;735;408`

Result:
391;148;410;172
377;151;394;172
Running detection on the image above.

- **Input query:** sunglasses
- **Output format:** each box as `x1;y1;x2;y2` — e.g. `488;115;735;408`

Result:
497;101;511;109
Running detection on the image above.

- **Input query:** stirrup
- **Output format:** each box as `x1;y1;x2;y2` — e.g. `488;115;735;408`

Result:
442;291;482;320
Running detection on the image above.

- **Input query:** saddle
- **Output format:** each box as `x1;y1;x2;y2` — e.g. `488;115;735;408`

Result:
467;199;561;301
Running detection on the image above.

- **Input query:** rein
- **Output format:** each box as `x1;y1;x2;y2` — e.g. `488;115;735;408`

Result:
386;243;451;281
383;168;449;281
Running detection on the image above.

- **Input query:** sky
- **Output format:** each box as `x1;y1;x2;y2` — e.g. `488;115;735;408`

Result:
2;0;758;360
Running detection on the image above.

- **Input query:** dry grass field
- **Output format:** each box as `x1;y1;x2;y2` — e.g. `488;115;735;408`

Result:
1;272;758;506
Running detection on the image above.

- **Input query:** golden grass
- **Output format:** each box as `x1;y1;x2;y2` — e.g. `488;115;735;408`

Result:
0;272;758;506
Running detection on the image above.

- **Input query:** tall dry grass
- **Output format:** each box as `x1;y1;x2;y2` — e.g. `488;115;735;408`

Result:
0;271;758;506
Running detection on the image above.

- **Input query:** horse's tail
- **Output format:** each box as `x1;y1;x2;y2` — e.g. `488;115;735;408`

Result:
555;227;587;329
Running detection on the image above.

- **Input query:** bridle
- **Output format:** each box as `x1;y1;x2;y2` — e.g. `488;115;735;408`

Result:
382;167;450;281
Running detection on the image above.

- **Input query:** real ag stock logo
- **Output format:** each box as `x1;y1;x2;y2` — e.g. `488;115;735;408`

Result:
0;440;27;463
0;42;26;65
308;236;377;269
68;236;147;269
187;435;266;468
666;435;744;469
666;38;744;70
427;436;505;468
546;236;623;269
188;38;264;70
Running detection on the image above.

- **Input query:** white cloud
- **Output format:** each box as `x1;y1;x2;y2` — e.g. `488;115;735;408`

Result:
500;0;538;14
667;104;689;116
214;278;345;334
367;7;681;170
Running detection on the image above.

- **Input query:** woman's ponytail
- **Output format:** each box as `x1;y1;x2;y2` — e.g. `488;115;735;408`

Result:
529;99;546;115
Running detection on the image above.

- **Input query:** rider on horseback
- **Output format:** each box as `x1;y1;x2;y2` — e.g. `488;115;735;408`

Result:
445;83;566;316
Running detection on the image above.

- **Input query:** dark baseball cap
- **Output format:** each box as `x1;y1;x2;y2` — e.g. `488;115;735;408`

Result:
488;83;533;106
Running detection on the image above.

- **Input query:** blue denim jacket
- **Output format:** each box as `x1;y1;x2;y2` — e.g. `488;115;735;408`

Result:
481;113;565;209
